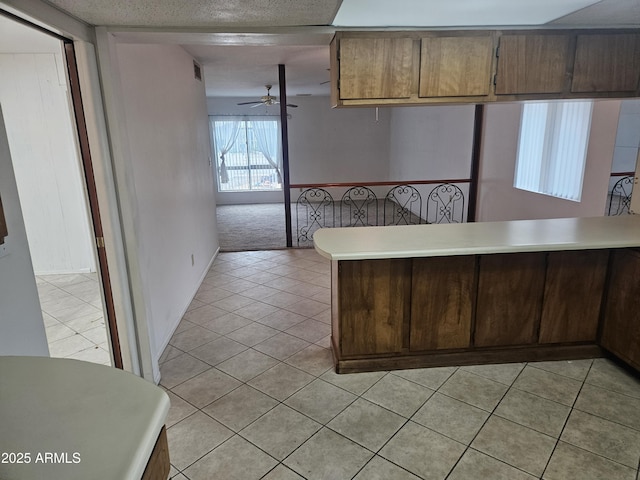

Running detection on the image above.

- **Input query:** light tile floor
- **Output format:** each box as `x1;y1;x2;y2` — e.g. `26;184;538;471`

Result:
162;249;640;480
36;272;111;366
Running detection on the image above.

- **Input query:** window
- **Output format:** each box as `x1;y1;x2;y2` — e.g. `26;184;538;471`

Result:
514;101;593;202
210;117;282;192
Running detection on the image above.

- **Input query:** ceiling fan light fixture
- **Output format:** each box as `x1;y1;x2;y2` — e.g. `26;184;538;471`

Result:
237;84;298;108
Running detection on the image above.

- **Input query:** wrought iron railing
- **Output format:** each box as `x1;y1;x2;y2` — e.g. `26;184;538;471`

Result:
292;180;469;246
607;173;635;216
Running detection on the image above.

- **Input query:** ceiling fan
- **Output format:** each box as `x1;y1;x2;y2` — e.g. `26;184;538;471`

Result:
237;85;298;108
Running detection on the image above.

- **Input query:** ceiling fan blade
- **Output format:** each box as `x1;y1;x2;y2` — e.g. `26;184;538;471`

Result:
237;101;262;105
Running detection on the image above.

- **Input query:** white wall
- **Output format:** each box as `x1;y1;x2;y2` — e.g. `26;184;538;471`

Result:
114;43;218;379
289;97;391;184
388;105;475;221
0;16;96;275
610;99;640;190
0;106;49;356
389;105;475;181
477;101;621;222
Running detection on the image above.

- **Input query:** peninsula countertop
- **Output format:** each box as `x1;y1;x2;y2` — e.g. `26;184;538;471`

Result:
0;356;169;480
313;215;640;261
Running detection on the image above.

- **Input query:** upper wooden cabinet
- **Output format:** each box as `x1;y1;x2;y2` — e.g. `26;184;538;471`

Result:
331;29;640;107
495;34;570;95
332;32;497;105
338;37;414;99
419;36;494;97
572;33;640;93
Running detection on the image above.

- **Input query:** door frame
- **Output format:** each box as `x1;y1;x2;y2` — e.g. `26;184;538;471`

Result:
64;41;123;368
0;9;125;369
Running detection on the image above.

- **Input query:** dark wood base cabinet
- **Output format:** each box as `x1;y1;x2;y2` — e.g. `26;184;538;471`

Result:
331;248;637;374
600;249;640;371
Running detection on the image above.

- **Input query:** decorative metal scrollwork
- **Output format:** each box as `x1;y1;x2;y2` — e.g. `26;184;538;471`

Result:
607;176;634;216
384;184;423;225
426;183;465;224
296;188;334;245
340;186;378;227
294;182;468;244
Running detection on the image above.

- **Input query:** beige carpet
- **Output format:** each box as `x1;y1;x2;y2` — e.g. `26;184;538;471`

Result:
216;200;425;251
216;203;288;251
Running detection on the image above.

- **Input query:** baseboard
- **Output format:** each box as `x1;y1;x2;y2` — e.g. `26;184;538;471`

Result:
154;247;220;384
34;267;96;275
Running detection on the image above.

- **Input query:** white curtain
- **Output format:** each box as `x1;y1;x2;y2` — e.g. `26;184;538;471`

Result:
251;120;282;184
212;119;241;184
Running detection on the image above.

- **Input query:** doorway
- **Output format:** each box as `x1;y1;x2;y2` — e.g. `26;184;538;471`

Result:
0;13;121;367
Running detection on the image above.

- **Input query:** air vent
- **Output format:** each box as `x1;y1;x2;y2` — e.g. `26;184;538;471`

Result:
193;61;202;81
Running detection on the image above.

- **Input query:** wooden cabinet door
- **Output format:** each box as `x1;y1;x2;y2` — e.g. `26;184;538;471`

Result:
495;34;570;95
410;256;475;350
339;37;414;99
419;36;493;97
475;253;546;347
572;34;640;93
601;249;640;370
338;259;411;356
539;250;608;344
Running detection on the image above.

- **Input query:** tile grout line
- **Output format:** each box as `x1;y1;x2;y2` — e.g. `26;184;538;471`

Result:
441;365;526;479
166;251;640;480
538;359;596;479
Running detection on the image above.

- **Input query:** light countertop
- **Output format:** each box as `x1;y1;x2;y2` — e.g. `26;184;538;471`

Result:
0;356;169;480
313;215;640;261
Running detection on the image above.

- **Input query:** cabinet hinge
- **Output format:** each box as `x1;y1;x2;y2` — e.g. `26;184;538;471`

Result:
96;236;105;249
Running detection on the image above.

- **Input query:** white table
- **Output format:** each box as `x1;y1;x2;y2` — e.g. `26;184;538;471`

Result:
0;356;170;480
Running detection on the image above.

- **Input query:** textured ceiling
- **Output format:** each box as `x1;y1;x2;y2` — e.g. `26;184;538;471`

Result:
41;0;640;29
36;0;640;98
42;0;343;27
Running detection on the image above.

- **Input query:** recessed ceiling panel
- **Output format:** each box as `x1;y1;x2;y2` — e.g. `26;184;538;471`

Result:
183;44;331;97
333;0;601;27
551;0;640;26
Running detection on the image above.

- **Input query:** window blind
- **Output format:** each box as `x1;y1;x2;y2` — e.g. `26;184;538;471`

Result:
515;101;593;202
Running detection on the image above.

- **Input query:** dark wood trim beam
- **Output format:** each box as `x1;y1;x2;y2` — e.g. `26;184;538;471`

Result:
467;104;484;222
279;64;293;248
290;178;471;189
